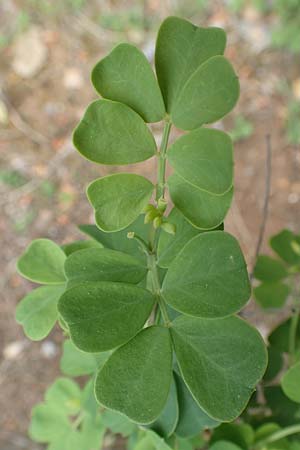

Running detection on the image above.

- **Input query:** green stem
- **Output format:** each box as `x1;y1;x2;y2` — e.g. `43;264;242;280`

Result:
289;308;300;365
148;253;170;326
72;410;85;430
156;120;172;201
253;424;300;449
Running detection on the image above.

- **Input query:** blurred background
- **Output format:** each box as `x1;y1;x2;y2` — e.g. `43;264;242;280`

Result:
0;0;299;448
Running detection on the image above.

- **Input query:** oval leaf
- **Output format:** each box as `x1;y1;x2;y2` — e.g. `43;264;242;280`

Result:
254;282;290;309
281;362;300;403
95;326;172;424
64;247;147;287
162;231;251;318
254;255;288;282
171;315;267;421
16;285;64;340
17;239;66;284
155;17;226;112
171;56;239;130
270;229;300;265
168;173;233;230
73;99;156;165
168;128;233;195
87;173;154;232
58;281;155;352
92;43;165;123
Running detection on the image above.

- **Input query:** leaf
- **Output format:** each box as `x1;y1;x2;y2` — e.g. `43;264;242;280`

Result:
263;347;284;382
269;318;300;353
281;362;300;403
270;230;300;265
162;231;251;318
64;247;147;287
102;409;136;437
155;17;226;113
62;239;103;256
92;43;165;123
264;386;300;427
95;326;173;424
157;208;202;268
211;423;255;450
209;441;243;450
45;378;82;415
148;376;179;438
17;239;66;284
79;215;151;263
174;372;219;438
171;315;267;421
254;282;290;309
58;281;155;352
16;285;64;340
60;339;109;376
73;99;156;165
171;56;239;130
87;173;154;232
80;415;105;450
168;173;233;230
168;128;233;195
29;403;71;443
254;255;288;282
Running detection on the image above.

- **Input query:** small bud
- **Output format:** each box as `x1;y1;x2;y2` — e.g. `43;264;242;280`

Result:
127;232;135;239
161;221;176;235
291;240;300;256
153;216;162;229
144;210;159;224
143;204;156;214
157;197;167;213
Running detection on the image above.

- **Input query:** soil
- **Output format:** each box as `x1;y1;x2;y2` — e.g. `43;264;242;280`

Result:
0;1;299;449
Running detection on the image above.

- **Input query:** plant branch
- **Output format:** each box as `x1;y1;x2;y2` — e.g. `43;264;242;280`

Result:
250;134;272;281
148;253;170;326
253;424;300;449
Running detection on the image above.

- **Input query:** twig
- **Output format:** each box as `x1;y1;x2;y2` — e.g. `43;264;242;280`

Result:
250;134;272;281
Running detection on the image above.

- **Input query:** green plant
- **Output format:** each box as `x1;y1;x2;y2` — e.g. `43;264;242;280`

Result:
16;16;272;450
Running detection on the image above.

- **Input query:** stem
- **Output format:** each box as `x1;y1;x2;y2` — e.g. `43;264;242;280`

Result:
253;424;300;449
148;253;170;326
156;120;172;201
289;310;299;365
72;410;85;430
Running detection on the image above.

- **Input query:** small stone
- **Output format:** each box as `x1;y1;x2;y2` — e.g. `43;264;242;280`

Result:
63;68;84;90
3;340;27;360
12;27;48;78
40;340;57;358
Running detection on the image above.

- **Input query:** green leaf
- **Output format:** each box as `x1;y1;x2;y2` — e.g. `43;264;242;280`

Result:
17;239;66;284
16;285;64;340
155;17;226;113
270;230;300;265
102;409;136;437
281;362;300;403
73;99;157;165
168;128;233;195
171;315;267;421
60;339;109;376
149;376;179;438
254;282;290;309
254;255;288;281
211;423;255;450
87;173;154;232
92;43;165;123
62;239;103;256
269;318;300;354
64;247;147;287
95;326;173;424
168;173;233;230
80;415;105;450
171;56;239;130
162;231;251;318
58;281;155;352
264;347;284;382
79;215;151;263
45;378;82;415
174;372;219;438
265;386;300;427
209;441;243;450
157;208;202;268
29;403;70;443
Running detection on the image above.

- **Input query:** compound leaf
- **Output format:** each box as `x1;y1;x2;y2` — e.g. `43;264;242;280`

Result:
171;56;239;130
64;247;147;287
254;282;290;309
87;173;154;232
16;285;65;341
58;281;155;352
171;315;267;421
254;255;288;282
92;43;165;123
168;173;233;230
168;128;233;195
95;326;173;424
17;239;66;284
162;231;251;318
155;17;226;113
73;99;156;165
281;362;300;403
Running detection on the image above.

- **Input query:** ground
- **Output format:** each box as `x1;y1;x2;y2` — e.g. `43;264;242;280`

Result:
0;0;299;449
